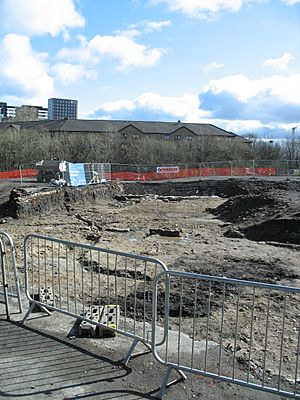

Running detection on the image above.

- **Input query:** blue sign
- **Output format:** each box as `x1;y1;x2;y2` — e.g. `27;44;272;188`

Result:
68;163;87;186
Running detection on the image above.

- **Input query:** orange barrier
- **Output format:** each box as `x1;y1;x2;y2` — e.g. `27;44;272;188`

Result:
111;167;276;181
0;166;276;182
0;168;38;179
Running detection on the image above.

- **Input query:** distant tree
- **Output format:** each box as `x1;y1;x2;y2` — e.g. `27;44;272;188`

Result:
0;127;292;171
284;129;300;161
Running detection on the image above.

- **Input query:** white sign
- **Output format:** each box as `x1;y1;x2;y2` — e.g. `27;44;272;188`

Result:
156;166;179;174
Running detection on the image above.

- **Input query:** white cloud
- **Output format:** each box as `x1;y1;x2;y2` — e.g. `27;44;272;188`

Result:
58;34;163;71
281;0;300;4
203;73;300;104
0;34;54;104
151;0;246;18
207;118;299;136
51;63;97;85
0;0;85;37
98;92;209;121
100;100;136;112
151;1;300;18
57;35;98;64
210;118;265;132
116;19;171;38
263;52;294;70
199;71;300;138
203;61;225;71
91;35;162;70
145;20;172;32
117;29;142;39
92;72;300;137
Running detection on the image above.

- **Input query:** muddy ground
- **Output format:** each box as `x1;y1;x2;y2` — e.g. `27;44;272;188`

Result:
1;177;300;399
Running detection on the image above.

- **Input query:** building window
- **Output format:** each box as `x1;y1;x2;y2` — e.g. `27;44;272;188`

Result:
186;135;193;141
164;135;170;140
133;134;139;139
145;134;150;139
175;135;181;140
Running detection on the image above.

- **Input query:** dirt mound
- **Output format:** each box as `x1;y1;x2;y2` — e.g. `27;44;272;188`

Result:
210;192;287;224
210;189;300;245
123;178;300;198
244;217;300;244
0;183;124;218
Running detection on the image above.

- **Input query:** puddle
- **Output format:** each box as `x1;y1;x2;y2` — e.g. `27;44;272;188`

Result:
158;236;182;241
128;237;138;242
158;235;192;244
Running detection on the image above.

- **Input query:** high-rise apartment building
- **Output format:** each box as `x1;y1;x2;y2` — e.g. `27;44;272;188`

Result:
0;102;7;121
0;102;48;121
48;98;78;120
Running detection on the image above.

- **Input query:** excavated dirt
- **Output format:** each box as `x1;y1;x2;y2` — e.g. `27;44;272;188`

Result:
1;177;300;399
211;189;300;244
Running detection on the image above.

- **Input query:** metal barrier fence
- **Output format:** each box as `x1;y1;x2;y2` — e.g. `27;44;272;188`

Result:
152;270;300;398
22;234;168;362
64;162;111;186
0;232;22;320
83;162;111;184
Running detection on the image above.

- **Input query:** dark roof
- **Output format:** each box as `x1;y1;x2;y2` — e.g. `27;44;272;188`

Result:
0;118;250;142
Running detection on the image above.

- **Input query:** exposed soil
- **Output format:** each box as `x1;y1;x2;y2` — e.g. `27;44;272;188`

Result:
211;188;300;244
1;177;300;399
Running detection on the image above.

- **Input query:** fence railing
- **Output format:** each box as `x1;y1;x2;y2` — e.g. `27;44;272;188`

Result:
21;234;169;363
2;231;300;398
110;160;300;181
0;232;22;320
152;270;300;398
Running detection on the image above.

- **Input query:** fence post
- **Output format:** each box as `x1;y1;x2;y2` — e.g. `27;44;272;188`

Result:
0;240;10;320
137;165;140;181
19;164;23;186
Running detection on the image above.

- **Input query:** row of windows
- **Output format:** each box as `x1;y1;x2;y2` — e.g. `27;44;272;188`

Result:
49;100;77;105
48;112;76;116
50;109;76;113
168;135;193;141
51;108;76;112
122;133;194;141
51;105;75;108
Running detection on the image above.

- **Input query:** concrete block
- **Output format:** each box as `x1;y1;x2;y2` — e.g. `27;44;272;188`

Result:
30;286;54;312
79;305;103;337
99;305;120;337
40;287;54;306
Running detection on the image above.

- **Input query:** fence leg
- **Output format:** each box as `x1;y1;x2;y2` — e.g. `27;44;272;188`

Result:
1;254;10;321
20;302;51;324
16;276;23;314
123;337;139;365
20;302;35;324
123;338;153;365
157;366;187;399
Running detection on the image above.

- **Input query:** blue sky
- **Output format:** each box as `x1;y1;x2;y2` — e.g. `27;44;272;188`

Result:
0;0;299;138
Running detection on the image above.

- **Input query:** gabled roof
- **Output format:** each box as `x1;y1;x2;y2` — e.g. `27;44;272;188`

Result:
0;119;66;131
0;118;249;142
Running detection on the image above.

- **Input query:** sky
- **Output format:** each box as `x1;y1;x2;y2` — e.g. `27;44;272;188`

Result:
0;0;299;139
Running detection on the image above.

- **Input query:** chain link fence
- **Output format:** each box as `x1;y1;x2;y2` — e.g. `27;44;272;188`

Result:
1;160;300;183
110;160;300;180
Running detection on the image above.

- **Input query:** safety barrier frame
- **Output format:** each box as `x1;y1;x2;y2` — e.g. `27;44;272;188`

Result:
21;234;169;363
0;232;22;320
152;270;300;399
